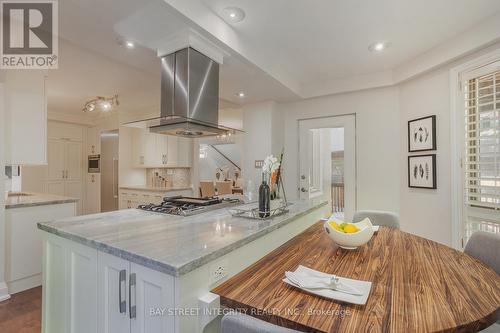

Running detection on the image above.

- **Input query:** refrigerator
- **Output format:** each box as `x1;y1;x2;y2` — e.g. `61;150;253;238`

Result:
100;130;119;212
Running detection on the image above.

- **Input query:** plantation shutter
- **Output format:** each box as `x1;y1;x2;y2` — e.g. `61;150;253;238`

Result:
463;69;500;241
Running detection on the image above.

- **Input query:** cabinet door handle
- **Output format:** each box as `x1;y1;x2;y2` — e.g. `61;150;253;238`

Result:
129;273;136;319
62;170;65;179
119;269;126;314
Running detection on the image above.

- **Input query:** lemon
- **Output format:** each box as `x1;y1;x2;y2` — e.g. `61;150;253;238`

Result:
328;221;343;232
343;224;359;233
328;221;339;228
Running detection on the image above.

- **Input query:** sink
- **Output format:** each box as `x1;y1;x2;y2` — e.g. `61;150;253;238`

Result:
7;192;34;197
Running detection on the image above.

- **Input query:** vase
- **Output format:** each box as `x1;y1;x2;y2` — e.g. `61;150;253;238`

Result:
258;173;271;218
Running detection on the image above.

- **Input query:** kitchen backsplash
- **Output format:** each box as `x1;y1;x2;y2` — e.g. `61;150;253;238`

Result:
146;167;191;188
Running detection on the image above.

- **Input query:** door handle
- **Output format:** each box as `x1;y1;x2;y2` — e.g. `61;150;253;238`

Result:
129;273;136;319
112;158;118;199
119;269;126;314
301;187;308;193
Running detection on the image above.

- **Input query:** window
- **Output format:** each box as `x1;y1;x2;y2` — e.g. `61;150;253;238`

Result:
463;70;500;241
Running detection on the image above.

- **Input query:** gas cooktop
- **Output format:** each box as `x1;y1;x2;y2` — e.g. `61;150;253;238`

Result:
138;196;242;216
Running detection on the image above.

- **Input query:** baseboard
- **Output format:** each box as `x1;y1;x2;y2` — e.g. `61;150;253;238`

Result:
0;281;11;302
6;274;41;295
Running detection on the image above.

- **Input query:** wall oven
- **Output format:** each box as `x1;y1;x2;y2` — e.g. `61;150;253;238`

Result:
88;155;100;173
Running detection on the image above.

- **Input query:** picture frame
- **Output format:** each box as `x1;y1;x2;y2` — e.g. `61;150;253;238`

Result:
408;154;437;189
408;115;436;152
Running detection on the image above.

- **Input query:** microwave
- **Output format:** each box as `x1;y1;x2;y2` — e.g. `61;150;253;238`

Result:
88;155;100;173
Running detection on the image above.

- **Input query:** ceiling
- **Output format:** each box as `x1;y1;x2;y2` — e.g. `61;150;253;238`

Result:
49;0;297;119
49;0;500;118
165;0;500;97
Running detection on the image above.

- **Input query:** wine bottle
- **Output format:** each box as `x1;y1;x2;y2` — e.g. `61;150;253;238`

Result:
259;172;271;218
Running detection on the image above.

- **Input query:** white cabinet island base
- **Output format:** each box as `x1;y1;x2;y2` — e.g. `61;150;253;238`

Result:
38;199;329;333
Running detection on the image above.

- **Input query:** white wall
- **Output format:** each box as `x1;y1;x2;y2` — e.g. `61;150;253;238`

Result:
398;42;500;246
279;87;401;214
399;68;451;245
242;101;284;188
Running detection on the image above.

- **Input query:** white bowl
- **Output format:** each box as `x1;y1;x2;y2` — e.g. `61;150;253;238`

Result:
323;218;375;250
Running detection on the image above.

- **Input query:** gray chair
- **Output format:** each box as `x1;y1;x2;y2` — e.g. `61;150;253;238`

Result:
464;231;500;275
352;210;400;229
466;232;500;330
221;313;302;333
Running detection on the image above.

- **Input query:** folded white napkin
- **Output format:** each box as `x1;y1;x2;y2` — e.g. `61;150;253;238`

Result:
283;265;372;305
284;271;332;289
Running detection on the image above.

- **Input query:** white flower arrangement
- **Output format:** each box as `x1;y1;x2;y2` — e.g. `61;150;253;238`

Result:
262;155;280;175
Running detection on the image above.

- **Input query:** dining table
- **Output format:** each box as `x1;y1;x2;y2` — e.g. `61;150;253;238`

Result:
212;221;500;332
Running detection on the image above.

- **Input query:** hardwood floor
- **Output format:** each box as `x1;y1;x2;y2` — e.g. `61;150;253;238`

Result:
0;287;41;333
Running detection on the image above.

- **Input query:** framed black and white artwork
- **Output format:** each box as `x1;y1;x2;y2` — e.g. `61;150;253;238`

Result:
408;154;436;189
408;115;436;152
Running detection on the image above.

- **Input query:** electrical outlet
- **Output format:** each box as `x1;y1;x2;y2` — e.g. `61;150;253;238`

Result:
209;259;228;284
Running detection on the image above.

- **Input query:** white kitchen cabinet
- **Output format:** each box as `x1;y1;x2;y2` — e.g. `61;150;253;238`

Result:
87;127;100;155
132;129;157;167
6;202;76;294
98;255;175;333
177;137;193;167
67;241;99;333
131;262;175;333
98;252;131;333
48;139;65;181
87;174;100;213
131;128;192;168
4;70;47;165
43;233;175;333
66;141;83;180
47;139;83;214
42;233;67;333
42;232;97;333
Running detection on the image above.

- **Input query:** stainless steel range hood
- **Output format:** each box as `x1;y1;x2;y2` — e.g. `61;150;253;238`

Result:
124;47;242;138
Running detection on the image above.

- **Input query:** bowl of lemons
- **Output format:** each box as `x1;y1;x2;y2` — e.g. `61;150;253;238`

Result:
323;217;374;250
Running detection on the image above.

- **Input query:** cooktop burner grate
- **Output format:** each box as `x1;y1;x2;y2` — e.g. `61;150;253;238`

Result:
137;196;242;216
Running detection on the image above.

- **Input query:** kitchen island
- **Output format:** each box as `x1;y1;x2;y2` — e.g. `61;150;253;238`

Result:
38;198;329;333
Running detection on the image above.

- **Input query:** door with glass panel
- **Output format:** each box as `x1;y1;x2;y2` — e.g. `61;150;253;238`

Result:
298;115;356;220
461;64;500;247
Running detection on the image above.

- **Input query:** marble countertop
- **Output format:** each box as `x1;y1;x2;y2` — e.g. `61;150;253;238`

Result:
120;185;193;192
5;192;78;209
38;199;328;276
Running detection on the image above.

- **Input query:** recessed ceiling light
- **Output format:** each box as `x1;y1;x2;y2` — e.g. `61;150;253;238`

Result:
368;41;391;52
223;7;245;23
125;40;135;49
237;91;245;98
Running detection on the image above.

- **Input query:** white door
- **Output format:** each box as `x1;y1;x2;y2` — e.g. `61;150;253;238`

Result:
48;139;65;181
130;263;175;333
98;252;131;333
67;242;98;333
298;115;356;220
